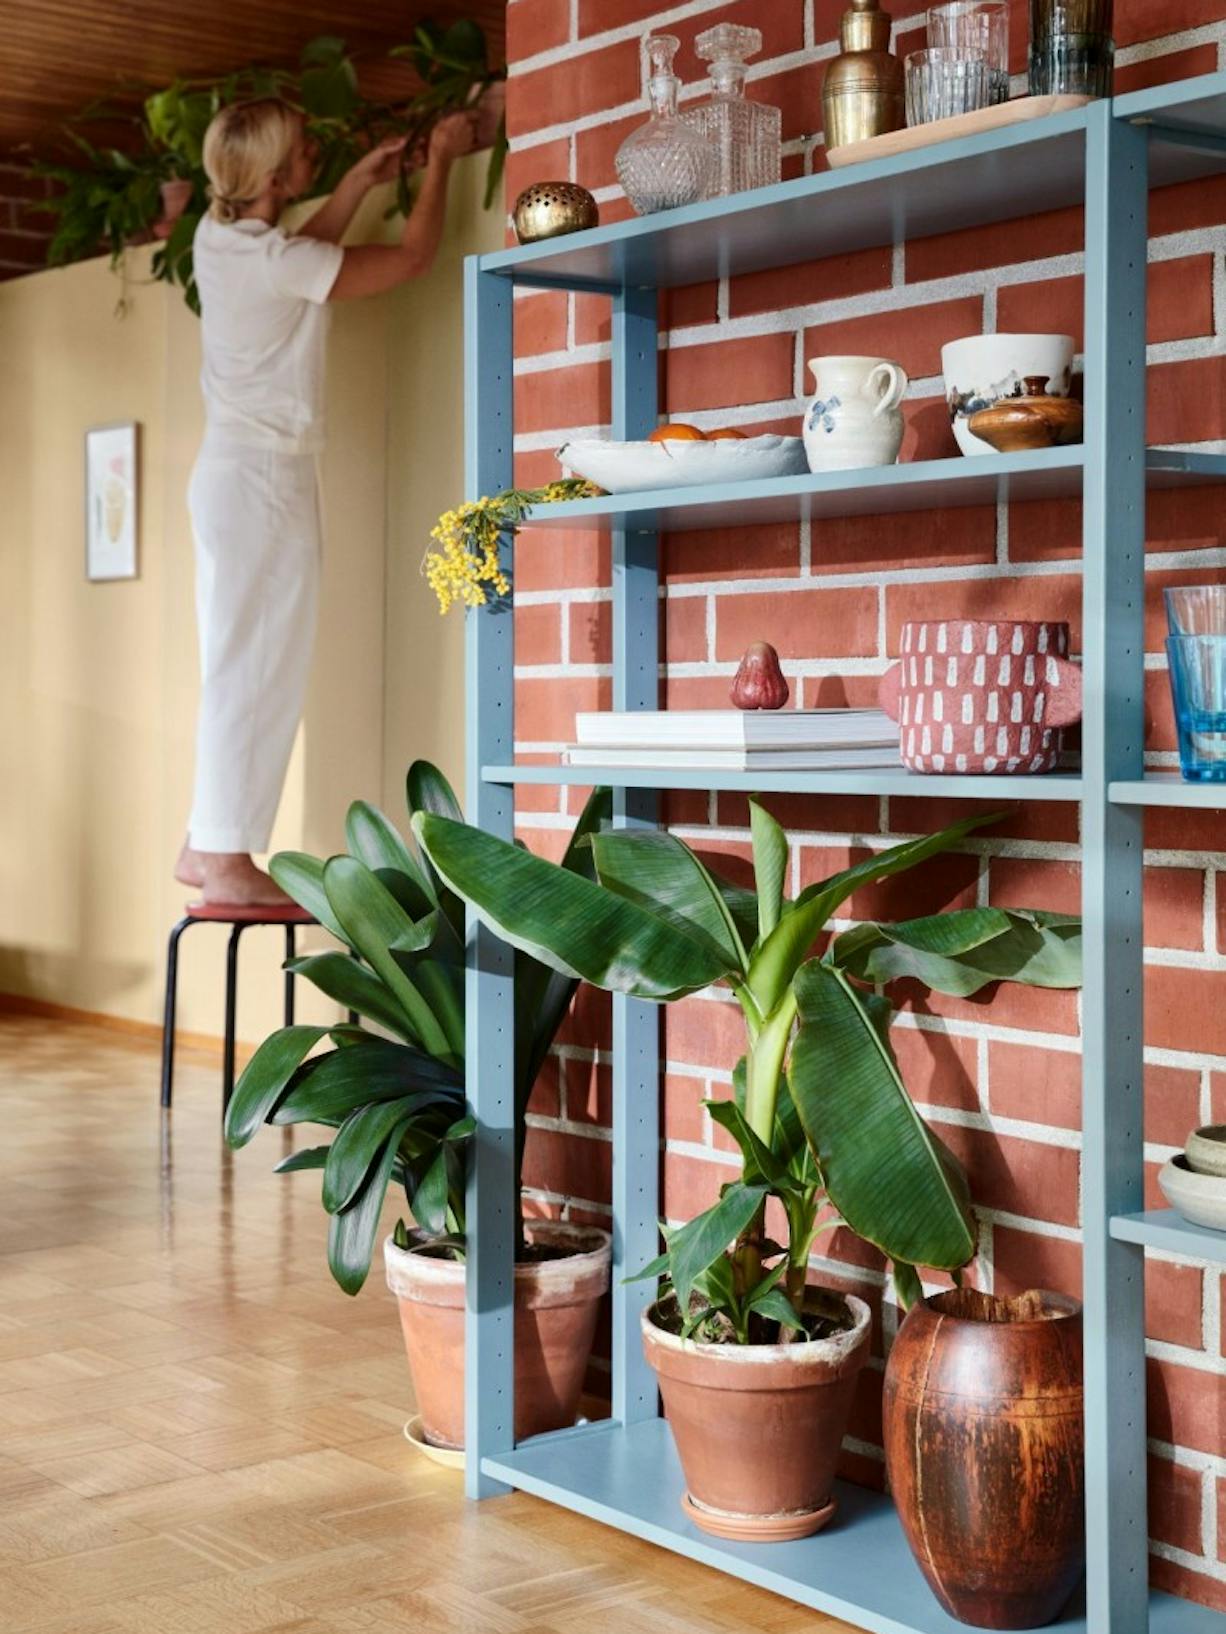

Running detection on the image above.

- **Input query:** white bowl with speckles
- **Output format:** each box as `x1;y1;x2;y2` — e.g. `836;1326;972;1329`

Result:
1158;1154;1226;1232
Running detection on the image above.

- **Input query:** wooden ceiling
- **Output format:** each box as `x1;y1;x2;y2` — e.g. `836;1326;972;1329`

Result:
2;1;507;158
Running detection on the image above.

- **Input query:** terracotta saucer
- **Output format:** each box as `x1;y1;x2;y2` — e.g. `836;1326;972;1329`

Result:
403;1416;464;1472
681;1490;837;1542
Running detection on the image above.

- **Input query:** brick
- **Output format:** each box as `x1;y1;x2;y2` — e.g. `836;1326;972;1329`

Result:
729;246;894;320
664;520;802;583
717;791;881;835
808;504;997;575
512;753;563;814
907;976;1080;1037
575;110;640;195
1144;866;1206;952
891;1024;980;1113
0;231;46;269
529;1054;562;1118
1152;174;1226;239
715;586;878;662
515;290;568;357
514;529;610;594
565;1057;612;1125
664;594;707;665
989;1041;1080;1130
514;447;564;488
507;0;570;60
1117;0;1226;46
663;1148;732;1225
660;788;711;827
752;60;829;144
848;848;982;923
1150;1453;1205;1555
940;1125;1080;1226
665;331;795;413
515;359;610;434
990;856;1080;917
516;601;563;666
900;393;962;461
665;674;747;709
508;41;641;139
804;296;984;385
1148;1262;1205;1351
557;984;613;1052
889;795;1081;847
664;1072;709;1146
1147;964;1226;1057
516;674;610;742
885;573;1082;650
801;673;888;711
568;599;612;666
1011;483;1226;567
996;255;1214;351
993;1224;1081;1301
1146;669;1178;755
666;996;749;1075
1150;355;1226;447
504;137;570;214
1147;1355;1224;1459
906;205;1083;284
1116;43;1219;95
522;1125;611;1203
0;163;53;202
1147;1064;1204;1150
1151;1557;1226;1617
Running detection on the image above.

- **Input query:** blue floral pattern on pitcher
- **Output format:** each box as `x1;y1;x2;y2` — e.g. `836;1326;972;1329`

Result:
807;395;841;435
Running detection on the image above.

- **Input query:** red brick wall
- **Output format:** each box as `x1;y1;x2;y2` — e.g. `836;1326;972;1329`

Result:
505;0;1226;1611
0;163;55;281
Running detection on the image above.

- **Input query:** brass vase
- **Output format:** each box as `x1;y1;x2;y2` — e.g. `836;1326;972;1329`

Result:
823;0;905;152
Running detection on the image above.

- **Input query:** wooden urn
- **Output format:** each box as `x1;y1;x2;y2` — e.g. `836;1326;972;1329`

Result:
883;1287;1084;1630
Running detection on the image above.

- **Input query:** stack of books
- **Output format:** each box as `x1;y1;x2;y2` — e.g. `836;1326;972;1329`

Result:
563;710;902;772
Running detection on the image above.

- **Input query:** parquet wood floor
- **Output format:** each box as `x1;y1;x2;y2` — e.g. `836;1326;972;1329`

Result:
0;1015;856;1633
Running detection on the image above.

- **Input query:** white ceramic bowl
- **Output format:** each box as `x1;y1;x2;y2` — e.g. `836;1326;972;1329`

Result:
558;436;809;494
1185;1125;1226;1179
1158;1154;1226;1232
941;334;1076;457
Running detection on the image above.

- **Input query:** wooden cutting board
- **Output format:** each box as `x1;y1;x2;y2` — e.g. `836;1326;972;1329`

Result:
826;94;1093;168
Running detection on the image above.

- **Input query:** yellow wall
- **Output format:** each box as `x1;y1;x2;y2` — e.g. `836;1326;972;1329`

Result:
0;155;501;1044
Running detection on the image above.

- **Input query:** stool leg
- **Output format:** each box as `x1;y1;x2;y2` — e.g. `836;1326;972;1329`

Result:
222;923;246;1114
284;925;296;1027
160;917;193;1109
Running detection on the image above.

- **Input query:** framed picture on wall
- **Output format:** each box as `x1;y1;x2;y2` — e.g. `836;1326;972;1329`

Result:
85;422;139;582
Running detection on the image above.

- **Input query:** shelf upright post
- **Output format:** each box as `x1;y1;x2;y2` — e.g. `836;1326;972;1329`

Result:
463;256;516;1499
1080;100;1150;1631
609;283;662;1427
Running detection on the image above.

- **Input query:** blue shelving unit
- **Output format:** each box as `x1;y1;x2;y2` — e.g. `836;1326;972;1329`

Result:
462;76;1226;1634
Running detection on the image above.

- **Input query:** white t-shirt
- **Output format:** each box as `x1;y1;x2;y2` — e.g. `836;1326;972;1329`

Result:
193;215;344;454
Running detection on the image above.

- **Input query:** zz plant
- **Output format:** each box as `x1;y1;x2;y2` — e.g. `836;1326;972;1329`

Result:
224;761;609;1294
414;803;1082;1338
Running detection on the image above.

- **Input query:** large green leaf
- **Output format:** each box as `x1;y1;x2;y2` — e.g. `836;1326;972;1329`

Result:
408;1113;473;1234
322;856;454;1059
323;1098;425;1214
406;761;466;942
749;798;788;943
414;813;735;1002
327;1114;410;1295
268;852;349;943
706;1100;802;1196
285;952;418;1041
345;800;436;916
225;1025;333;1147
271;1038;461;1126
833;908;1082;996
746;812;1000;1016
590;828;748;972
274;1145;330;1174
790;960;977;1271
666;1181;768;1311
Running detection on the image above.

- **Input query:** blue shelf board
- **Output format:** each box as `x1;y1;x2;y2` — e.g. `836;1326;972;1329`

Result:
519;449;1226;535
484;764;1083;801
1109;775;1226;810
1111;1209;1226;1262
482;1417;1224;1634
1117;69;1226;147
481;106;1093;291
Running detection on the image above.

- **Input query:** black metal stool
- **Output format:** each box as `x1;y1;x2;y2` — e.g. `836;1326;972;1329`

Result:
160;901;316;1112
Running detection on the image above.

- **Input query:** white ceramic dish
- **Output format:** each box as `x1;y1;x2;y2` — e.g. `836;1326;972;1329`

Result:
1185;1125;1226;1179
403;1416;464;1471
941;333;1075;457
1157;1154;1226;1232
558;436;809;493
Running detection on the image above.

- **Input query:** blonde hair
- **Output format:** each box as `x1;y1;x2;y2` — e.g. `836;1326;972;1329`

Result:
203;99;301;223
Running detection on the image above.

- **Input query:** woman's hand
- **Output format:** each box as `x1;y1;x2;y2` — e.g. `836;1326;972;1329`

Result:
353;134;409;188
428;111;478;166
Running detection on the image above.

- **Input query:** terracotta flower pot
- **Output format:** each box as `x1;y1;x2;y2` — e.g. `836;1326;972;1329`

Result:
880;619;1082;775
384;1222;610;1450
641;1290;872;1542
884;1287;1084;1630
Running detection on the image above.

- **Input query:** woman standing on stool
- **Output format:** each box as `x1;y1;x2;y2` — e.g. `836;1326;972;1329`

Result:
176;98;475;905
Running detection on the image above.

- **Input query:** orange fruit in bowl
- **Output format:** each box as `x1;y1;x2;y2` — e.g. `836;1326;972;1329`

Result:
648;424;706;442
706;428;746;440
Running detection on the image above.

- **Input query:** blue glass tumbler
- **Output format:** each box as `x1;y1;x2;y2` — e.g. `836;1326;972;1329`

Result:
1166;634;1226;782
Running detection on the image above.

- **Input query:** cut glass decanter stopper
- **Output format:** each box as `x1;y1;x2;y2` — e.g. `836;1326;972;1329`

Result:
686;22;782;198
614;33;714;216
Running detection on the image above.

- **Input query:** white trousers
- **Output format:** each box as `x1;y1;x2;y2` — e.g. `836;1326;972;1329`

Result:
187;439;321;854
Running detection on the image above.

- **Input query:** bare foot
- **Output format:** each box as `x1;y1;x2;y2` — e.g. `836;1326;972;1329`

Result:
200;853;292;908
174;838;206;889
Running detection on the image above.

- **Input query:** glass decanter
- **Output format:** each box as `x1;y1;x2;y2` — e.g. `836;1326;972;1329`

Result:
615;34;713;215
685;22;782;198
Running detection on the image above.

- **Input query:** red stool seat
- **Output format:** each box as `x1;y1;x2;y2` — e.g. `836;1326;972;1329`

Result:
184;901;315;924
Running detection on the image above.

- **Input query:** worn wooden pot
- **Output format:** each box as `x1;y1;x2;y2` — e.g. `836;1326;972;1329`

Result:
642;1289;872;1542
384;1223;610;1450
884;1287;1084;1630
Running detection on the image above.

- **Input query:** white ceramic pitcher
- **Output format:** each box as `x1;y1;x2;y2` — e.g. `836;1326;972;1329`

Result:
803;355;908;473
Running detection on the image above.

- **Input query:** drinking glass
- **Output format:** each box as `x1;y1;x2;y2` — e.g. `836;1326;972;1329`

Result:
905;48;992;126
927;3;1010;103
1166;635;1226;782
1029;0;1114;96
1165;585;1226;636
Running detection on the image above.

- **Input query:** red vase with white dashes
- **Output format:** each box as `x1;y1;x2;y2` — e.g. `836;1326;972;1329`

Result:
879;620;1082;775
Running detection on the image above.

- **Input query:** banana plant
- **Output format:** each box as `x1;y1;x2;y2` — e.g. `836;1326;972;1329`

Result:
415;801;1082;1338
225;761;611;1295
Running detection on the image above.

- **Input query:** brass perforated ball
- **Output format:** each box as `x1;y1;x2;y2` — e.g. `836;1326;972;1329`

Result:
512;182;599;244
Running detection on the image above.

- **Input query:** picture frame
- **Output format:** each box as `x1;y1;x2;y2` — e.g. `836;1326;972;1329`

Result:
85;422;139;582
